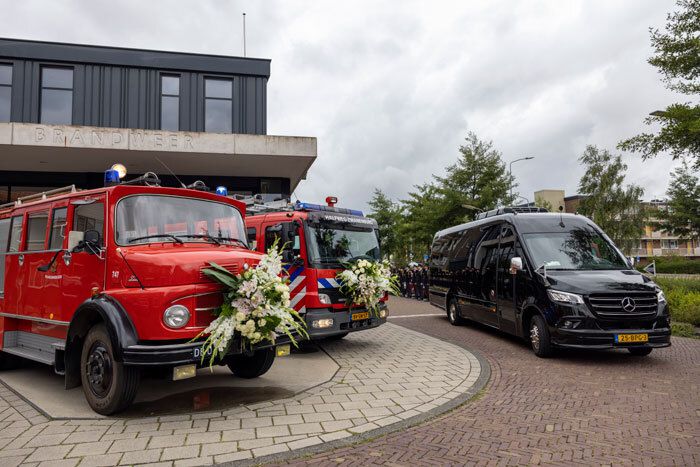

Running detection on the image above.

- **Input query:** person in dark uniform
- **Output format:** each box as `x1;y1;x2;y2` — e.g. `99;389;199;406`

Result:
413;266;422;299
421;265;430;300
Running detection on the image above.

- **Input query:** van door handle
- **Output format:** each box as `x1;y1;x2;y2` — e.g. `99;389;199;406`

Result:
18;254;24;266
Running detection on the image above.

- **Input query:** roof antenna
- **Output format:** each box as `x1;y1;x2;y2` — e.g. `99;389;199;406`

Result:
155;156;186;188
558;205;565;228
242;13;247;57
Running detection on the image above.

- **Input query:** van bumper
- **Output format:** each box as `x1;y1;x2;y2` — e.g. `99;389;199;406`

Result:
121;335;294;367
551;326;671;349
303;303;387;339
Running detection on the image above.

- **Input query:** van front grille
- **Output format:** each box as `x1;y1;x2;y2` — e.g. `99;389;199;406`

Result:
587;292;658;318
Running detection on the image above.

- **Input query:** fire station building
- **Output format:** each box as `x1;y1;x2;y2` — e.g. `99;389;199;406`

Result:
0;38;317;202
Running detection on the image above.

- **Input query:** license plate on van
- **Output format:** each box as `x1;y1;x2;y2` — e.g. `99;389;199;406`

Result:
615;333;648;343
352;311;369;321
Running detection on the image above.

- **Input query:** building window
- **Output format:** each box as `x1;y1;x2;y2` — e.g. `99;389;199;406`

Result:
662;239;678;250
40;67;73;124
205;78;232;133
0;64;11;122
160;75;180;131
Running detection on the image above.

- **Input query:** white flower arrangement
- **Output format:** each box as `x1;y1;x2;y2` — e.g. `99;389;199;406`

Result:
196;241;308;367
337;259;399;316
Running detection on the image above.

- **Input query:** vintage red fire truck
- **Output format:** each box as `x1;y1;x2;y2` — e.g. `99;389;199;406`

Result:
243;196;388;339
0;173;292;414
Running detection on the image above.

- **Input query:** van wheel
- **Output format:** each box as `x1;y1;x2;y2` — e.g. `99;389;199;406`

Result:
0;351;21;370
628;347;653;357
227;347;275;379
447;299;465;326
529;315;554;358
80;324;140;415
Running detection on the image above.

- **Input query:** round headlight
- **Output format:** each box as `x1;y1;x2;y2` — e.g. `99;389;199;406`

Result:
163;305;190;329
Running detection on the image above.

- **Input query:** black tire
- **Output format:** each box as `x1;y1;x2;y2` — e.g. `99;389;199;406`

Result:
326;332;349;341
0;351;21;370
628;347;653;357
80;324;140;415
447;299;465;326
529;315;554;358
227;347;276;379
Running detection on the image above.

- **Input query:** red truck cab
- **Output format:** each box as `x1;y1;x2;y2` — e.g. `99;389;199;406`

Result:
0;181;290;414
245;199;388;339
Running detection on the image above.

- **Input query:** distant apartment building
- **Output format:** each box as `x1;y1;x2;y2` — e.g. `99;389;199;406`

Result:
531;190;699;260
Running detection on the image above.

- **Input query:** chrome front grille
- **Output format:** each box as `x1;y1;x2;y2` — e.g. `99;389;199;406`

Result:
587;292;658;318
199;263;240;282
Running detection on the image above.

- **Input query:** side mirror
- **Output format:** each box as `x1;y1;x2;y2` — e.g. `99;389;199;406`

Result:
510;257;523;275
293;256;304;267
282;249;294;263
84;229;101;246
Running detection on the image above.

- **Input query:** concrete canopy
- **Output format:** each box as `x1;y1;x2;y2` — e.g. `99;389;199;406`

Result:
0;123;316;192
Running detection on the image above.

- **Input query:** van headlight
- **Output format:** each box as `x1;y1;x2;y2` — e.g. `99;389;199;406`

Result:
318;293;332;305
163;305;190;329
656;289;666;304
547;290;584;305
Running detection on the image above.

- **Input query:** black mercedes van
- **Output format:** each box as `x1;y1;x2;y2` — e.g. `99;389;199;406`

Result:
428;207;671;357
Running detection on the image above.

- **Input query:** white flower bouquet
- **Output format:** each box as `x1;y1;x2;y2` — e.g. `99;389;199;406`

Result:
337;259;399;316
196;242;308;367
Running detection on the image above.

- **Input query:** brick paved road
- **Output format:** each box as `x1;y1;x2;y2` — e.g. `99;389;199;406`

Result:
286;297;700;466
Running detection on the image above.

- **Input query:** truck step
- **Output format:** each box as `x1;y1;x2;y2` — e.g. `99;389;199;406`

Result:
52;342;65;351
3;346;54;365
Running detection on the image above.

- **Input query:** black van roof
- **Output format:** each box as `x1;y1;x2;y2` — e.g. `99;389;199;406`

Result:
434;212;597;239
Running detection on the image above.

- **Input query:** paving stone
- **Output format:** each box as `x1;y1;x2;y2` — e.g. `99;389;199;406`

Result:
221;428;256;441
214;450;252;463
24;445;74;463
119;448;163;465
252;443;290;457
257;424;290;438
108;437;149;453
289;422;323;435
148;434;187;449
68;441;113;457
200;441;238;457
272;414;304;425
161;445;200;461
174;456;214;467
37;459;79;467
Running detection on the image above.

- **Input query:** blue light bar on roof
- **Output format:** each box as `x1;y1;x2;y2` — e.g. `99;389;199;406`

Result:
295;201;364;217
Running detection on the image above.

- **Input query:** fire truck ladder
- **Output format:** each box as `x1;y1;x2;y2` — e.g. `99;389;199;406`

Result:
0;185;79;212
233;194;293;216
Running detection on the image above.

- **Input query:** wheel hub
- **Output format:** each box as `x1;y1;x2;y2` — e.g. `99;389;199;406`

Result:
530;323;540;350
86;341;113;398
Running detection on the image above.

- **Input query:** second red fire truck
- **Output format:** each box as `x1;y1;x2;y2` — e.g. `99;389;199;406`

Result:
243;196;388;339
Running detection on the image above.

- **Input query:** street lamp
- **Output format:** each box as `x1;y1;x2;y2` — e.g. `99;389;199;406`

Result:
509;157;534;200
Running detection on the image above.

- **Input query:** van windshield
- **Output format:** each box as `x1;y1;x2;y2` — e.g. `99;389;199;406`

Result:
116;195;246;246
306;224;381;266
522;229;628;270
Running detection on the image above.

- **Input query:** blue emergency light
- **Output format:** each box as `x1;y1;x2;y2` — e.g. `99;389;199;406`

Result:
294;201;364;217
216;186;228;196
104;169;120;186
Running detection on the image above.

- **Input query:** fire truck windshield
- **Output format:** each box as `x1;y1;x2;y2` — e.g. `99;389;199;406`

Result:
306;224;381;266
115;195;246;246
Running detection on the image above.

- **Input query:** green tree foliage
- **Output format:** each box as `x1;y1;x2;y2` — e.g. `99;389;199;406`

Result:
656;159;700;239
367;189;403;260
618;0;700;169
576;146;646;254
367;133;514;264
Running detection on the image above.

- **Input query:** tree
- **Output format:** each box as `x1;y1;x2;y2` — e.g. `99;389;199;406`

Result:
367;189;403;260
656;160;700;239
618;0;700;170
577;146;646;254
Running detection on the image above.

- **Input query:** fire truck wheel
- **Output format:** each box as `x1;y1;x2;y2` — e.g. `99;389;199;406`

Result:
80;324;140;415
0;351;21;370
226;347;276;379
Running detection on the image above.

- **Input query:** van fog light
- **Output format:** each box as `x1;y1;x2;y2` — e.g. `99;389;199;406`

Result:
379;308;387;318
163;305;190;329
560;319;580;329
312;318;334;329
173;364;196;381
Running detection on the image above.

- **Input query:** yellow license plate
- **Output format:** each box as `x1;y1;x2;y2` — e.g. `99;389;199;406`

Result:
352;312;369;321
615;333;648;343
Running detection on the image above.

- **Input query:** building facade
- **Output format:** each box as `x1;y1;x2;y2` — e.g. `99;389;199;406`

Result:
0;38;316;201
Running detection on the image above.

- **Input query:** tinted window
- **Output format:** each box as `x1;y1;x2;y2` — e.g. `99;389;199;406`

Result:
523;229;627;270
0;218;10;293
160;75;180;131
26;211;49;251
74;202;104;246
246;227;257;249
0;64;11;122
8;215;22;252
205;78;232;133
41;67;73;124
49;207;68;250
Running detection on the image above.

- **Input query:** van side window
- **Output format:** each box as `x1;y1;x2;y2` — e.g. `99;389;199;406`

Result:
8;215;22;252
73;202;104;246
49;207;68;250
0;218;10;294
26;211;49;251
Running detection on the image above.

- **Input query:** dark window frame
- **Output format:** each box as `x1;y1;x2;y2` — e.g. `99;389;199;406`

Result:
160;73;181;131
0;63;11;122
40;65;74;125
204;76;233;133
49;206;68;251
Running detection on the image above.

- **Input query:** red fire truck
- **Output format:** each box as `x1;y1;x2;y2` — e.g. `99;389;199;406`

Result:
243;196;388;339
0;173;292;414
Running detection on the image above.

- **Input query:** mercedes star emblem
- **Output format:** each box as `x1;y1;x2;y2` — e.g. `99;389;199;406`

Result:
621;297;636;312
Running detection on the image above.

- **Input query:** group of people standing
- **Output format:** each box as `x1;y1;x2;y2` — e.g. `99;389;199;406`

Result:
396;265;430;300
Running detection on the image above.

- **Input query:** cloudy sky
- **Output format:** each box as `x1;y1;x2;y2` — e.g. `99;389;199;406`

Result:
2;0;686;210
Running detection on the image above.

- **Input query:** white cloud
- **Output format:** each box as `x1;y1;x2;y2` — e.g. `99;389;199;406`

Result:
1;0;685;209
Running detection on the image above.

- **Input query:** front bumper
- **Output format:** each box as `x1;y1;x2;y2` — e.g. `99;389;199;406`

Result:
552;326;671;350
304;303;387;339
121;334;294;367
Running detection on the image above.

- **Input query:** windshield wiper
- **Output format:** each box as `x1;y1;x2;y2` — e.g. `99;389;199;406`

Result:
127;234;183;244
175;234;221;245
213;237;248;248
